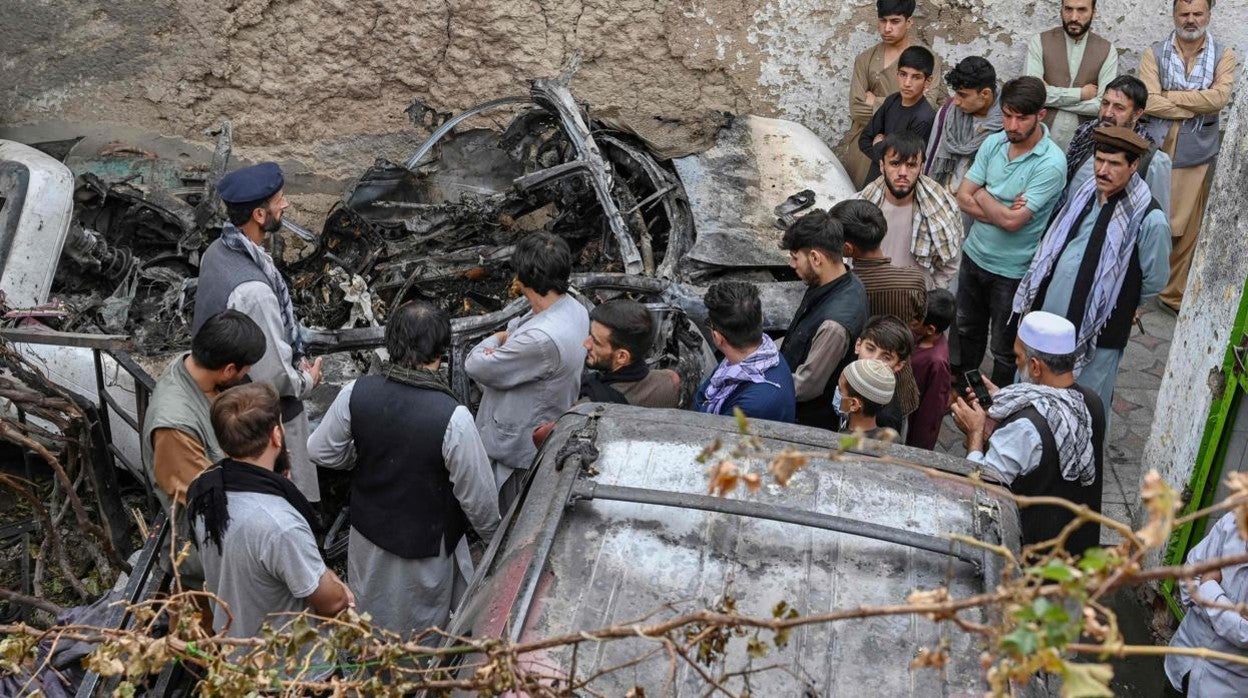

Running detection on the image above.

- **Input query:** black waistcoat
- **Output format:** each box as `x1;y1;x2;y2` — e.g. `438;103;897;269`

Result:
1033;195;1161;351
1000;382;1106;556
780;273;869;427
348;375;469;559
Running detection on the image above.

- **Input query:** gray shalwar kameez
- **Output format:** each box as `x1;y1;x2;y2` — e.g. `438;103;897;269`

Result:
307;380;499;636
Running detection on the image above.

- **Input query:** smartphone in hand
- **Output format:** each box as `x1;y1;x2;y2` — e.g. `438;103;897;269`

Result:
963;370;993;409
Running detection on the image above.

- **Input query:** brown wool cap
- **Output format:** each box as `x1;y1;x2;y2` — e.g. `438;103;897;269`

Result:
1092;126;1150;157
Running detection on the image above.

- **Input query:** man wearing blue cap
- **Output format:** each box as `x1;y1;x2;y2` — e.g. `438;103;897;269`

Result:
950;311;1105;555
192;162;323;502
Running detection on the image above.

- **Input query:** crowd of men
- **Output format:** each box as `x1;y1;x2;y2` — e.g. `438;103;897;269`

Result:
136;0;1238;691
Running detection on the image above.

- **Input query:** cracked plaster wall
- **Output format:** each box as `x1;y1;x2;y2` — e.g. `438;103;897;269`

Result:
4;0;1247;179
1138;62;1248;562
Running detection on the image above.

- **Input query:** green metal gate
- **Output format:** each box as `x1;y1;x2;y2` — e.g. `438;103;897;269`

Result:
1163;276;1248;615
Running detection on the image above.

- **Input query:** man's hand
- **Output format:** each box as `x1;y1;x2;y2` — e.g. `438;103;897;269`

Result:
301;357;323;388
962;375;1001;401
1206;568;1223;584
865;91;877;106
872;133;885;145
1080;83;1098;101
951;397;987;435
1010;193;1028;211
493;330;509;346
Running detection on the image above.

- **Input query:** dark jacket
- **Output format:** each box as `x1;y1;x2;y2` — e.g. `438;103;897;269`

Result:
780;273;869;427
695;358;797;424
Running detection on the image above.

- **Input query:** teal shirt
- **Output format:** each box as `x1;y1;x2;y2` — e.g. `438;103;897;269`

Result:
962;128;1068;279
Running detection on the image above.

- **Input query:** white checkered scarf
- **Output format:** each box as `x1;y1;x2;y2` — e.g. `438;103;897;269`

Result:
1159;31;1219;91
989;384;1096;486
1012;174;1151;367
859;175;963;276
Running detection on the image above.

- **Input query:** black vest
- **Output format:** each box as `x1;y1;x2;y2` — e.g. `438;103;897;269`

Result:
1034;195;1160;351
348;375;469;559
1000;382;1105;556
780;273;869;428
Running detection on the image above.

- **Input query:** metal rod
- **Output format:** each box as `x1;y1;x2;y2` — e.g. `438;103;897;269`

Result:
404;96;532;170
569;481;982;568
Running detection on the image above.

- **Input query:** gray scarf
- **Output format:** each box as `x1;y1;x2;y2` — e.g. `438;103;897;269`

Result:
925;96;1003;184
989;384;1096;486
382;362;459;401
1012;174;1151;366
219;223;304;356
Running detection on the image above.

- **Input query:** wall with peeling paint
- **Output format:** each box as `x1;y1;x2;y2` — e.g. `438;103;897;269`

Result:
4;0;1247;180
1137;62;1248;557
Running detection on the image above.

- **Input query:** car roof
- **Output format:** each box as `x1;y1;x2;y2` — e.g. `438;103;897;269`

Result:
450;404;1027;696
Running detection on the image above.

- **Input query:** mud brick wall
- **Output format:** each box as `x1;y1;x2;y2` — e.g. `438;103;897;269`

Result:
4;0;1246;177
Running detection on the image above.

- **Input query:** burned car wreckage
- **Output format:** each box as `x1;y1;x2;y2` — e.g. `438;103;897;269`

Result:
0;68;884;694
14;68;858;409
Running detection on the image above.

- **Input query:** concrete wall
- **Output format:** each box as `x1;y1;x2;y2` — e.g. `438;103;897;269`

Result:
1138;61;1248;549
4;0;1248;181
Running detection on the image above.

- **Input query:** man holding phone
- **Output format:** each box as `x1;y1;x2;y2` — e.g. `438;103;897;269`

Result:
951;311;1105;555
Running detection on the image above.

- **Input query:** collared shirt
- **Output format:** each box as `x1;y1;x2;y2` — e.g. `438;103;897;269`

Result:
1024;31;1119;149
962;128;1069;279
1166;512;1248;696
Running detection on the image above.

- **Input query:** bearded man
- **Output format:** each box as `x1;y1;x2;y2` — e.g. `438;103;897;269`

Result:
858;131;964;290
1023;0;1118;150
1139;0;1237;313
192;162;324;502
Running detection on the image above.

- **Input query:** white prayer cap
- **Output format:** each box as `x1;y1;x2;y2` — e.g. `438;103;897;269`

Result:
1018;311;1077;354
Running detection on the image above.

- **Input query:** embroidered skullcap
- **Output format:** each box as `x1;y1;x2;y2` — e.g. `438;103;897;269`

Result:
844;359;896;405
217;162;284;204
1018;311;1077;355
1092;126;1150;156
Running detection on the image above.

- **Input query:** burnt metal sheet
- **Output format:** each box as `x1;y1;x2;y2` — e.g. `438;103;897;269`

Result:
673;115;858;277
452;405;1036;697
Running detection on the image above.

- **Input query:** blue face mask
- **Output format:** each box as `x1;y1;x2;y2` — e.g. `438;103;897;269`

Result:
831;385;848;429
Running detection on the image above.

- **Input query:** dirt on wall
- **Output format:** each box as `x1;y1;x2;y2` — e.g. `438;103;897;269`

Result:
4;0;1244;185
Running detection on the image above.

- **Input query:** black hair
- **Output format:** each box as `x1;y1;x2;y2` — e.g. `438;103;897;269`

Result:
1022;345;1078;374
830;199;887;252
387;300;451;368
780;209;845;256
945;56;997;95
1092;142;1143;165
224;195;278;227
843;382;888;418
590;299;655;363
861;315;914;361
881;131;927;164
191;310;266;371
704;281;763;351
898;46;935;77
877;0;916;18
1104;75;1148;112
922;288;956;334
513;232;572;295
1000;76;1047;116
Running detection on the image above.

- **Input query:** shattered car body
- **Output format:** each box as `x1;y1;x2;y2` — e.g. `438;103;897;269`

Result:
439;404;1050;696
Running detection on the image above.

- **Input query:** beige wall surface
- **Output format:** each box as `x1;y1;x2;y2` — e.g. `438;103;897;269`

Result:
4;0;1246;176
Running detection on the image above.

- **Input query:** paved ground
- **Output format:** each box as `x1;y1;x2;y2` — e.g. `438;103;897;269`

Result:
936;303;1177;545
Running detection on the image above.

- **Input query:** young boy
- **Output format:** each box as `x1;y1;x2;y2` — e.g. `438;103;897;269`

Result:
838;359;897;441
906;289;955;450
835;315;913;435
858;45;937;184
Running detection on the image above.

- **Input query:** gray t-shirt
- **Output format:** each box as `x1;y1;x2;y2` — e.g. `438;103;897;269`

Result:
194;491;326;638
879;199;917;269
